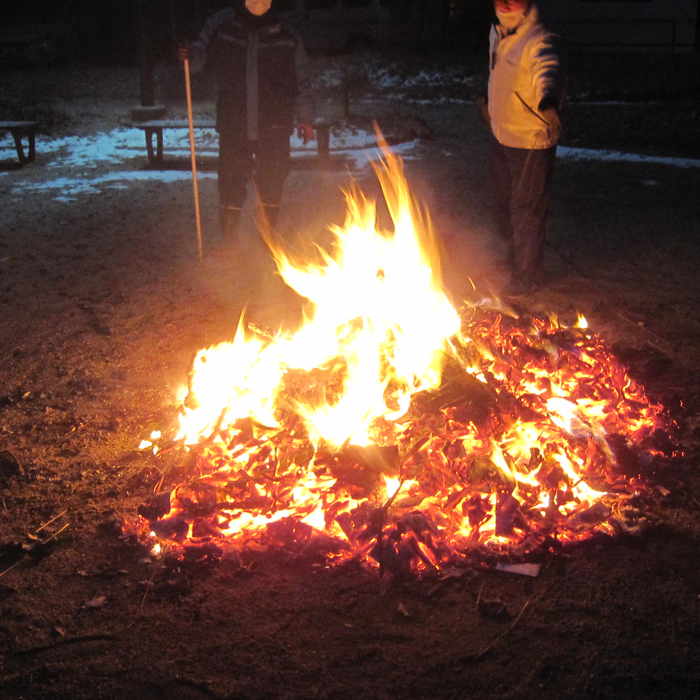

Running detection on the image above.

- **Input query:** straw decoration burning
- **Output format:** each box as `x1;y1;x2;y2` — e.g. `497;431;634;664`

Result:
134;142;671;576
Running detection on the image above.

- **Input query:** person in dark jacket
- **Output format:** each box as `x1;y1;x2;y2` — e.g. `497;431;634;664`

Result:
179;0;315;251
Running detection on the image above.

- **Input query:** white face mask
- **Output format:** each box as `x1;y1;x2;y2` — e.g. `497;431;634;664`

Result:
245;0;272;16
496;9;525;29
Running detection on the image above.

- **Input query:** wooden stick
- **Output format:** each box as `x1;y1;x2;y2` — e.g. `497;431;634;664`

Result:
184;58;203;262
0;560;21;578
133;564;160;622
36;509;67;533
473;598;531;660
43;522;70;543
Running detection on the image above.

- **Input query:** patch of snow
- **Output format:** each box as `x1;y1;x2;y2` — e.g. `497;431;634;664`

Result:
400;69;474;89
44;127;219;169
401;97;470;105
9;126;417;200
558;146;700;169
14;176;103;197
311;68;345;90
369;67;401;89
10;126;695;204
309;62;476;94
12;170;218;200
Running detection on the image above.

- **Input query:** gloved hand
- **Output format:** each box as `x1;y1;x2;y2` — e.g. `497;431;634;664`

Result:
476;96;490;129
296;122;314;145
541;107;562;142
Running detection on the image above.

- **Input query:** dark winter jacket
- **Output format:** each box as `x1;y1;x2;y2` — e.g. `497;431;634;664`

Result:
189;5;314;139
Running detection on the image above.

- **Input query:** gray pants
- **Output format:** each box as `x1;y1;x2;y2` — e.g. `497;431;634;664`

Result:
217;127;291;210
489;135;557;281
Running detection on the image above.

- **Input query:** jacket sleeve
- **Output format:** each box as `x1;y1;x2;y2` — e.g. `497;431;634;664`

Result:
293;36;315;124
188;9;230;74
530;31;566;112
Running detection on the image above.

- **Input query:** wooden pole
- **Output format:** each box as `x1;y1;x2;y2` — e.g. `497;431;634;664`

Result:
184;57;203;262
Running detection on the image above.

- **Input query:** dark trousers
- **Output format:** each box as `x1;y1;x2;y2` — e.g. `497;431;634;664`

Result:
489;135;557;280
218;127;291;210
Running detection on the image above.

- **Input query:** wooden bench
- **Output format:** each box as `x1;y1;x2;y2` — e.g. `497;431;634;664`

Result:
0;121;38;166
133;119;331;166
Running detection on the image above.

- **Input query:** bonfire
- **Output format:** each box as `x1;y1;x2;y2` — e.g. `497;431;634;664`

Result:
135;141;670;577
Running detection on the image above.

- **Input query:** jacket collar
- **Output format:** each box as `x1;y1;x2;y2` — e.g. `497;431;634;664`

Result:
231;5;281;30
496;3;539;39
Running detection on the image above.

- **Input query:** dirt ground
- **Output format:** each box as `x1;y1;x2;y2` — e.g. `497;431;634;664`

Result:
1;52;700;700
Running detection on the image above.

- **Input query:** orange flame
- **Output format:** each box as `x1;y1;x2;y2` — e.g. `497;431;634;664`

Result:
138;141;667;574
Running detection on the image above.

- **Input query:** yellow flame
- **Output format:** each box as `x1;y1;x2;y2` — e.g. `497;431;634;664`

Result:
180;144;459;449
141;136;663;562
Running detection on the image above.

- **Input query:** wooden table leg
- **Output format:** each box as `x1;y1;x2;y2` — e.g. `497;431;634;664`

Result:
27;130;36;162
12;130;27;165
316;124;330;161
145;127;164;165
145;128;156;165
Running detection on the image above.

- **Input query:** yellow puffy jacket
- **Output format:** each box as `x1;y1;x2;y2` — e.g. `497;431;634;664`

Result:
488;5;566;149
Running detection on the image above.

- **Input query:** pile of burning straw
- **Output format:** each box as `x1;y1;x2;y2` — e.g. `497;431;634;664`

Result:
134;145;671;576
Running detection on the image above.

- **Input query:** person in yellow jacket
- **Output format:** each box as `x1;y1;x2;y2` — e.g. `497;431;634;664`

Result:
477;0;566;296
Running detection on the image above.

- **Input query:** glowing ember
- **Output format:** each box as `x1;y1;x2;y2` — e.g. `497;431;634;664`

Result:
135;142;669;575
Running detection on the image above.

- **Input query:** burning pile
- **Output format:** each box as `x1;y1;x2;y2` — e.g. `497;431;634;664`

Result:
136;145;668;575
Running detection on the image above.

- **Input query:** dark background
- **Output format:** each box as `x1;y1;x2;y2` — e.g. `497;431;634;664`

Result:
3;0;699;70
0;0;489;66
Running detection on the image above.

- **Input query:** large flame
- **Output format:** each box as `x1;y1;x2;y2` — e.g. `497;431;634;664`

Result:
179;144;459;449
138;142;667;574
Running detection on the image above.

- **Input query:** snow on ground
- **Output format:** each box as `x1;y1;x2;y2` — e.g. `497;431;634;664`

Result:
557;146;700;170
4;124;700;202
4;126;419;201
309;60;477;99
37;126;389;170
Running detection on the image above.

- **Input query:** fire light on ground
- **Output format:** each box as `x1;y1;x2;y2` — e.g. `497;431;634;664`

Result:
135;142;669;577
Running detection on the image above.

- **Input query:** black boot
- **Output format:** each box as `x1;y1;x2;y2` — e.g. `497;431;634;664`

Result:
219;205;241;249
